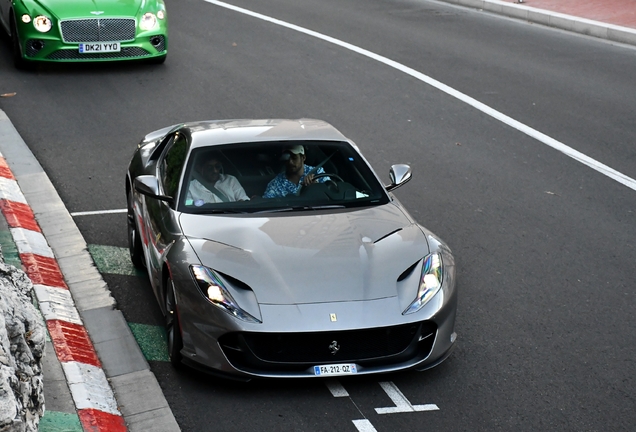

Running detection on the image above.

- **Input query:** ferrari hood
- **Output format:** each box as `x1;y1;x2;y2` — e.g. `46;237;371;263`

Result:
181;204;430;305
35;0;143;19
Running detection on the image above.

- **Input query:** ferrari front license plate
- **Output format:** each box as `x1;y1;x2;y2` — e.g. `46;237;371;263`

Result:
79;42;121;53
314;363;357;376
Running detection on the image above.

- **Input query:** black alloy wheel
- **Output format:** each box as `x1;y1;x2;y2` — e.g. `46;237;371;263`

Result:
165;277;183;367
127;191;144;268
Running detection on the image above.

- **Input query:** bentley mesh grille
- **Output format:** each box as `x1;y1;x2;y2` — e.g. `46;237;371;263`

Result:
153;35;166;52
220;321;437;367
60;19;136;43
46;47;151;60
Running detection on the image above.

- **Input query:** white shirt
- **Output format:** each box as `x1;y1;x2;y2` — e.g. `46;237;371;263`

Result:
186;174;249;205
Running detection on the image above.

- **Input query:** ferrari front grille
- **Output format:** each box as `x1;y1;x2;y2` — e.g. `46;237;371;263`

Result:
221;321;437;366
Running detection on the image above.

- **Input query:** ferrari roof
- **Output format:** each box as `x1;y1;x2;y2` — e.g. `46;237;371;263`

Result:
184;119;349;148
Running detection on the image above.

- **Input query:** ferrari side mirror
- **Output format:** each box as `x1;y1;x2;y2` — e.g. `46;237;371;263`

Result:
385;164;412;192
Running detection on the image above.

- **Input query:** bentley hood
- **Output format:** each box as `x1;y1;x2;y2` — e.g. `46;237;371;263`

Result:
34;0;144;19
181;204;430;305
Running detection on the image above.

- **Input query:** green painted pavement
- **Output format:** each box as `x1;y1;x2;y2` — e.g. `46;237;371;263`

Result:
87;244;145;276
86;244;170;362
38;411;82;432
128;322;169;362
0;230;22;268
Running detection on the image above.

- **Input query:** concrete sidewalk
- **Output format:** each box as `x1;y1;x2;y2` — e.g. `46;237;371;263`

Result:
441;0;636;46
0;110;180;432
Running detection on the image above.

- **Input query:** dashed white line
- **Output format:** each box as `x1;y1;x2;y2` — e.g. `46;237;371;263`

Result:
70;208;127;217
204;0;636;192
325;378;350;397
375;381;439;414
352;419;378;432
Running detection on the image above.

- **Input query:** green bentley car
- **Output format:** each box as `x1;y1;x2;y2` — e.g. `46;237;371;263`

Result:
0;0;167;68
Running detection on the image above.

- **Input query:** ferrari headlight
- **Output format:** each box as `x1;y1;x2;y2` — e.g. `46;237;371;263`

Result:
403;253;443;315
33;15;52;32
139;13;158;30
21;15;31;24
190;265;260;323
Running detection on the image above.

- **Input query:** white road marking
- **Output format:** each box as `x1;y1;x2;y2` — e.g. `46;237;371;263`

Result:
10;227;55;258
204;0;636;192
70;208;127;217
0;177;28;203
62;361;121;415
33;284;84;325
352;419;378;432
375;381;439;414
325;378;350;397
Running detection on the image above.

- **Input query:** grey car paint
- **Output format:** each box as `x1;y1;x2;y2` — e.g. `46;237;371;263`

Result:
126;118;458;379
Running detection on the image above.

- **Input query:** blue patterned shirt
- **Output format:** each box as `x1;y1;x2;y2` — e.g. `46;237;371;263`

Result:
263;165;327;198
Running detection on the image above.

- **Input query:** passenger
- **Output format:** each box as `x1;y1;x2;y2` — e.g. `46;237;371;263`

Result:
263;145;328;198
187;154;249;205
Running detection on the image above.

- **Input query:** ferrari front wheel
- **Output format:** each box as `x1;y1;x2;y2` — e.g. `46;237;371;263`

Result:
165;277;183;368
127;192;144;268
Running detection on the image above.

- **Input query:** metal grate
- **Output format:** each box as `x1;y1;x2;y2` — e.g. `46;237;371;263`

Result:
60;19;136;43
46;47;151;60
152;35;166;52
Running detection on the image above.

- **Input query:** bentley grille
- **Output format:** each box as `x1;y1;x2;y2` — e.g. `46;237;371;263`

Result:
60;19;136;43
46;47;151;60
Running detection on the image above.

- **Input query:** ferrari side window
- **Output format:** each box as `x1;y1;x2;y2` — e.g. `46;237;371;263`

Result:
162;134;188;198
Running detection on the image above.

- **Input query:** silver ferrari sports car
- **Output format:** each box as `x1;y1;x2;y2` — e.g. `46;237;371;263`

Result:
126;119;457;380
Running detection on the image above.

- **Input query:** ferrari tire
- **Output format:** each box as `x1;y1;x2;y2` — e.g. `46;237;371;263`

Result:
127;192;144;268
165;278;183;368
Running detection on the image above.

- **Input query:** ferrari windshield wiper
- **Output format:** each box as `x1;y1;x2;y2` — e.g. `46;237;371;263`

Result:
306;205;346;210
201;209;246;214
255;205;345;213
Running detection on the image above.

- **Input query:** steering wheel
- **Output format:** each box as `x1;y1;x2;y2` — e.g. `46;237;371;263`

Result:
297;173;343;195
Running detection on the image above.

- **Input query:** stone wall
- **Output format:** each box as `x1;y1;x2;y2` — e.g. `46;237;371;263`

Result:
0;250;45;432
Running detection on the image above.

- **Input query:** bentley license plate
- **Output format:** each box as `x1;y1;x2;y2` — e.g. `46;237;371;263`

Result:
79;42;121;53
314;363;357;376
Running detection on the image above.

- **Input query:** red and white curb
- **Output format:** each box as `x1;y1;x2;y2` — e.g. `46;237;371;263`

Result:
0;154;127;431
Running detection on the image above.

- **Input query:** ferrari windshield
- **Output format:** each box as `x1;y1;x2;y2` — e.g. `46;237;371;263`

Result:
177;140;390;214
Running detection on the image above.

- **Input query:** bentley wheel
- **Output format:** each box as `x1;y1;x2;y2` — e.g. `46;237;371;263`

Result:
165;277;183;368
10;17;29;70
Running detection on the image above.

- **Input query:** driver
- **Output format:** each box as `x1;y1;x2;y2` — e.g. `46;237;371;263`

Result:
263;145;328;198
186;154;249;205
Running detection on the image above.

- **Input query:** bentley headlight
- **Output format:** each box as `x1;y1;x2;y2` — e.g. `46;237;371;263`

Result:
191;265;260;323
403;253;443;315
139;13;158;30
33;15;52;32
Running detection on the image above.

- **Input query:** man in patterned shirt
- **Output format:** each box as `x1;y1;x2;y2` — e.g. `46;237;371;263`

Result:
263;145;328;198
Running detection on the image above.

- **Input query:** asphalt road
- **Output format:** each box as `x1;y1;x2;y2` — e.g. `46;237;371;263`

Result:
1;0;635;430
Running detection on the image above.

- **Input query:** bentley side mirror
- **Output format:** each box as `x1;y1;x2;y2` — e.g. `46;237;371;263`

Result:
385;164;412;192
